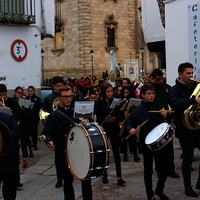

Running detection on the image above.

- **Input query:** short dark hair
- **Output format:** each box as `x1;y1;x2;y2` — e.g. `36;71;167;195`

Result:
28;85;35;91
58;85;72;96
52;76;63;85
140;83;156;97
0;84;7;93
151;68;163;78
14;86;24;93
178;62;194;73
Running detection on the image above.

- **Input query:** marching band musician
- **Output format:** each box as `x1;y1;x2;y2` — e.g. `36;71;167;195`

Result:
27;86;42;150
0;112;20;200
94;83;126;186
119;86;140;162
168;62;200;197
0;84;23;188
150;68;179;179
42;85;92;200
125;83;171;200
42;76;64;188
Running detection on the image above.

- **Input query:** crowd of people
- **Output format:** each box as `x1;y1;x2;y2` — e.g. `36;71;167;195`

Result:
1;62;200;200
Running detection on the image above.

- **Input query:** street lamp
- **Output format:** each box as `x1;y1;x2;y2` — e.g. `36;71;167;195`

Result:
90;49;94;76
41;49;45;81
140;47;144;77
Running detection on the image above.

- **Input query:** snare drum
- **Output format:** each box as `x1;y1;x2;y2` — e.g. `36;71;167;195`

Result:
65;123;110;180
145;122;174;151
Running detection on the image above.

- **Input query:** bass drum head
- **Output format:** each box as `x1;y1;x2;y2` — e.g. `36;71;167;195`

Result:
66;125;90;180
145;122;169;145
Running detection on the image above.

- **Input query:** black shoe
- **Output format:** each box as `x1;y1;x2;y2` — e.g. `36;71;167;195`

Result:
16;182;23;188
102;177;109;184
134;156;140;162
29;152;34;157
31;144;37;150
155;190;169;200
185;186;198;197
124;156;129;162
196;180;200;190
168;171;179;178
117;178;126;186
55;181;62;188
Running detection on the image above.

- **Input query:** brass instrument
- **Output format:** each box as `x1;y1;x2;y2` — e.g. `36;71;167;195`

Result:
39;97;59;124
119;104;132;136
183;79;200;130
0;98;6;107
39;109;50;124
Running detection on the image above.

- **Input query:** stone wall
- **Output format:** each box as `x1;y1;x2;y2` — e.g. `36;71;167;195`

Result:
42;0;144;80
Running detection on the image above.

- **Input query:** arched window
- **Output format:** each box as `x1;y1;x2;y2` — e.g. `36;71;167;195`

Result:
104;14;119;52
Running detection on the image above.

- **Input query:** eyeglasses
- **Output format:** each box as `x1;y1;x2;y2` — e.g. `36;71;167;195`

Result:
145;92;156;95
59;95;72;99
16;92;23;94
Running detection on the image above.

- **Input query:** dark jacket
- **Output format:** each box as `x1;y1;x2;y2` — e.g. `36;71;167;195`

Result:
168;78;197;137
0;113;20;175
151;82;171;110
42;106;79;154
125;100;167;154
27;94;42;119
42;91;58;113
94;98;124;136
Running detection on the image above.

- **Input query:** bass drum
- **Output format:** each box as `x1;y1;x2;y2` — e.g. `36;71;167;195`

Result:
145;122;174;151
65;123;110;180
0;122;12;155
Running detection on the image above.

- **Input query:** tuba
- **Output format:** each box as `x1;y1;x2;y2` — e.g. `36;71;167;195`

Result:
182;80;200;130
39;97;59;124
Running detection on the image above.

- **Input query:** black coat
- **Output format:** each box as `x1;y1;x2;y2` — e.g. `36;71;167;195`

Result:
0;113;20;175
94;98;124;136
42;106;79;154
168;78;197;137
125;100;167;154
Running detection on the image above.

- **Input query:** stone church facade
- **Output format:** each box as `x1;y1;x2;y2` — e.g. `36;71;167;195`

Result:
42;0;156;80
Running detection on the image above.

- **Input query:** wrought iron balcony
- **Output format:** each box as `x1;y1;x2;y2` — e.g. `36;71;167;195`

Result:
0;0;35;24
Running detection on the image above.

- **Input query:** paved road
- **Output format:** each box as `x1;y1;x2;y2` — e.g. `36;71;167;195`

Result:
2;138;199;200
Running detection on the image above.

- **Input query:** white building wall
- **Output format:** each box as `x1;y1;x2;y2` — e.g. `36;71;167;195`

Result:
0;0;54;92
141;0;165;43
165;0;200;86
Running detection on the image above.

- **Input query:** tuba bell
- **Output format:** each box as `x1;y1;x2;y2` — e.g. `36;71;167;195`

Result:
182;80;200;130
39;97;59;124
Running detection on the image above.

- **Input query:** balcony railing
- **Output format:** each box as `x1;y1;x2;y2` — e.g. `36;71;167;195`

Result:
0;0;35;24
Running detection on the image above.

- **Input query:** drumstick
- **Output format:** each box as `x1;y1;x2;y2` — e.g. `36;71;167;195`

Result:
125;119;149;140
148;110;174;113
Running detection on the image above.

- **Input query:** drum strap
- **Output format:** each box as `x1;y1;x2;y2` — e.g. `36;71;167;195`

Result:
57;110;76;125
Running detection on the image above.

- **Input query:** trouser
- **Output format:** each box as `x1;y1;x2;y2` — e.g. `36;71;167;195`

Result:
155;140;175;174
59;152;92;200
0;173;18;200
142;145;170;199
179;133;200;188
108;133;122;178
30;118;39;146
55;149;63;183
